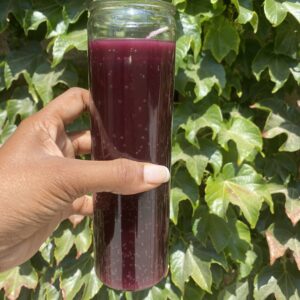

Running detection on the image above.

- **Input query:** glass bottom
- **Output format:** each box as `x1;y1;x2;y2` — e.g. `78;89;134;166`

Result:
97;267;168;292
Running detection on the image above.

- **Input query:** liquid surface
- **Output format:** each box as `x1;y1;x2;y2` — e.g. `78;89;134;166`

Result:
89;39;175;291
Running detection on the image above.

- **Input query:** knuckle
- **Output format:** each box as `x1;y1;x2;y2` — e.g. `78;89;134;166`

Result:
114;158;136;187
67;87;88;99
18;115;45;139
66;87;89;110
19;114;36;129
71;137;79;154
46;159;78;200
80;195;91;211
20;112;61;136
68;87;82;96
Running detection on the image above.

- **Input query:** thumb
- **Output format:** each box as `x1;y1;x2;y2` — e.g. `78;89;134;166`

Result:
61;158;170;197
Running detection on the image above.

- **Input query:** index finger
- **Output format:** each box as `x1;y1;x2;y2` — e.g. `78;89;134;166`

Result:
40;88;90;125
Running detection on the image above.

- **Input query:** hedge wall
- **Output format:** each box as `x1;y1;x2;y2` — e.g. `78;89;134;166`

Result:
0;0;299;299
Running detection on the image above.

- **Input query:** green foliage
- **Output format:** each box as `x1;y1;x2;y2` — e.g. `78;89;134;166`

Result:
0;0;299;299
206;163;273;228
0;262;38;299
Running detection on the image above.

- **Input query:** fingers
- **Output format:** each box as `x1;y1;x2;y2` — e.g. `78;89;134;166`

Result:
39;88;90;125
61;158;170;196
63;197;92;224
71;195;93;216
69;130;91;155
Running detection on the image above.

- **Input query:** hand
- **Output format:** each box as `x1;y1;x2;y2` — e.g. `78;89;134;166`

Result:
0;88;170;271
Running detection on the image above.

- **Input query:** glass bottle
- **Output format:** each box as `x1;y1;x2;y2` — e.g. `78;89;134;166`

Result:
88;0;176;291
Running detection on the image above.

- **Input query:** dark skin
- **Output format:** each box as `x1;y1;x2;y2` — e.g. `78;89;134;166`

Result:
0;88;170;271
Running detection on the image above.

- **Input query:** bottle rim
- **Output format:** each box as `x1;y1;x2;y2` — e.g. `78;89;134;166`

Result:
90;0;176;14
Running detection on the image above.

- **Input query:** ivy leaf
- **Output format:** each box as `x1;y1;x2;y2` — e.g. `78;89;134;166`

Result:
173;0;186;6
107;289;123;300
275;19;299;59
170;241;212;293
232;0;258;32
0;262;38;300
4;42;43;89
59;0;88;24
0;124;17;144
23;1;67;37
183;103;223;145
217;280;249;300
285;183;300;226
53;221;75;264
32;62;64;104
263;0;300;27
32;62;78;104
6;97;35;124
185;54;226;101
193;212;232;253
290;62;300;85
173;100;195;133
239;250;257;279
268;183;300;226
0;110;7;129
185;1;225;18
254;99;300;152
201;213;255;277
266;217;300;269
34;282;60;300
180;14;202;60
192;207;209;243
227;218;252;262
252;46;297;92
254;260;300;299
80;266;102;300
52;26;87;67
264;0;287;26
193;210;252;260
0;1;14;32
173;163;200;201
170;187;189;225
173;135;223;181
130;287;167;300
175;35;192;73
60;253;102;300
39;238;54;264
208;215;232;253
263;106;300;152
127;278;180;300
218;116;262;164
183;280;205;300
175;69;190;95
205;163;273;228
185;245;213;293
282;1;300;23
199;139;223;175
0;1;28;33
203;16;240;62
260;152;298;184
170;168;199;224
74;217;92;257
172;139;208;185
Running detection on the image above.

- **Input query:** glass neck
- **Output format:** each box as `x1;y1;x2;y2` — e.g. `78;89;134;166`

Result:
88;0;176;41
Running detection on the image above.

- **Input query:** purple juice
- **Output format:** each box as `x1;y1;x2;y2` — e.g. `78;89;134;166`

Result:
89;39;175;291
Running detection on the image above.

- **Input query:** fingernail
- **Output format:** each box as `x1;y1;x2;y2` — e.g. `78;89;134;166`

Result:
144;165;170;184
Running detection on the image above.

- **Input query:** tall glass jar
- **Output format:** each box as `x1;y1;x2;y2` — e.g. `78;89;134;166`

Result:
88;0;176;291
